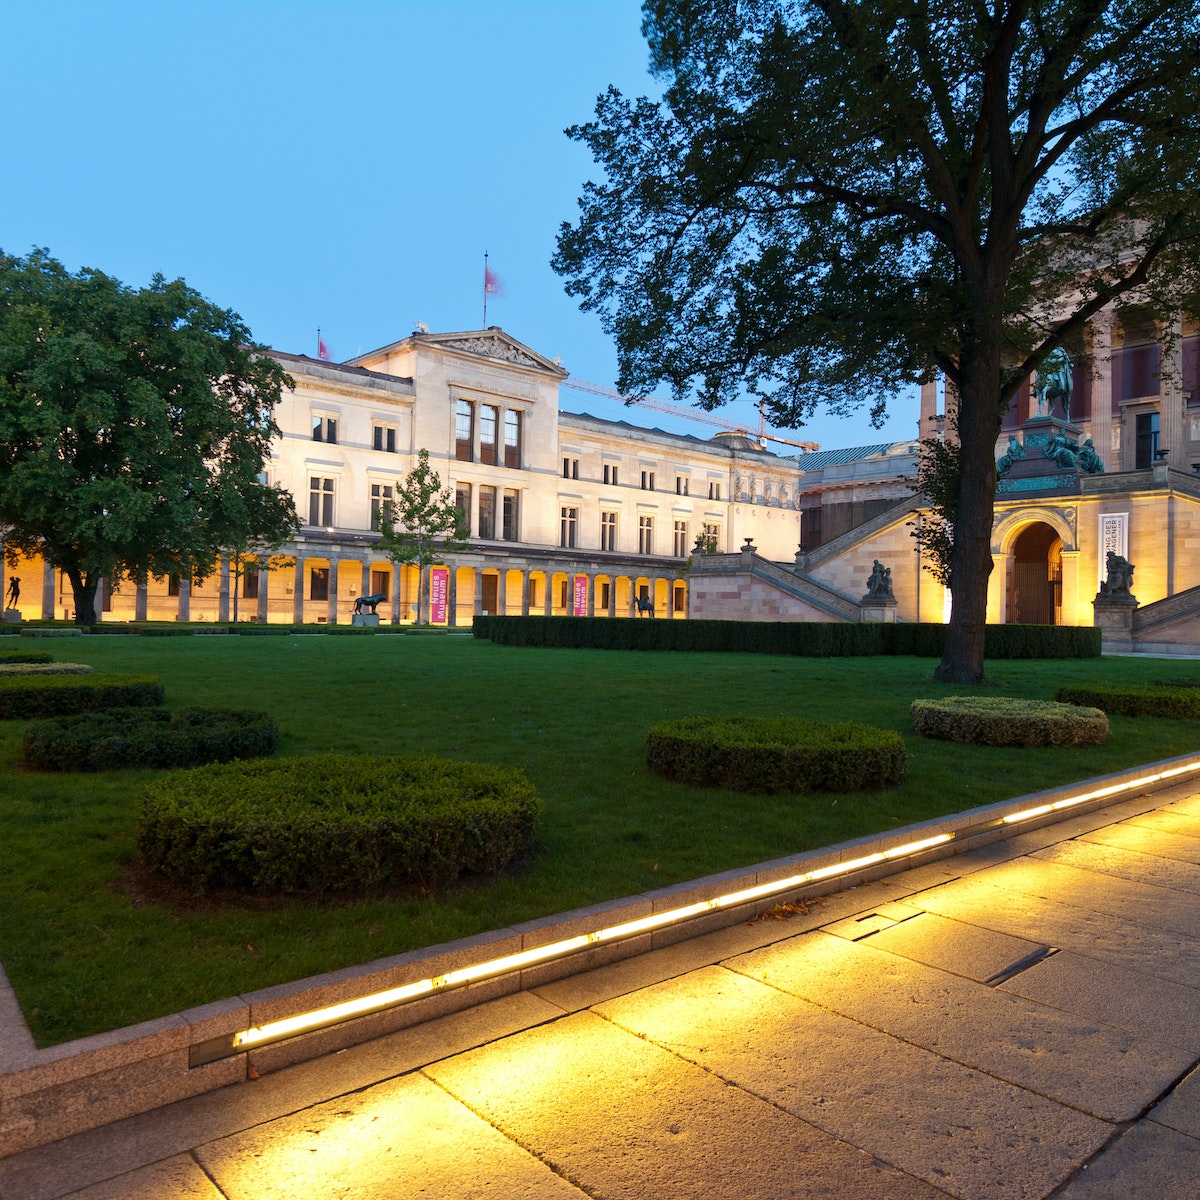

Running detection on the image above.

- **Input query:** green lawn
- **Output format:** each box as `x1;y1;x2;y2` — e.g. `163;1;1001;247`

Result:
2;633;1197;1047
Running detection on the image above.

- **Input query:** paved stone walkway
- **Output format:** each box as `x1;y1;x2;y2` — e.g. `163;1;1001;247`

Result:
4;786;1200;1199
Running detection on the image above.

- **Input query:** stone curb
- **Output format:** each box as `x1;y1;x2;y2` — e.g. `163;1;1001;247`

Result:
2;750;1198;1158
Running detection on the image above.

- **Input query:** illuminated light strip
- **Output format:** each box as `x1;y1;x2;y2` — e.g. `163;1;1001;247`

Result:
221;832;954;1056
198;756;1200;1064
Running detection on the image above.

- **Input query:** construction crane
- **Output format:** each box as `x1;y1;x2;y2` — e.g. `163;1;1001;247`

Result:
562;376;820;453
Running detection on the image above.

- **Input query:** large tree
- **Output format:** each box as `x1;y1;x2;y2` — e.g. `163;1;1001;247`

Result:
554;0;1200;682
0;249;298;625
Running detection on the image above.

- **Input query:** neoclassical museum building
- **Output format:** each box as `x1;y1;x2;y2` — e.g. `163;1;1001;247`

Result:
5;313;1200;651
1;328;810;627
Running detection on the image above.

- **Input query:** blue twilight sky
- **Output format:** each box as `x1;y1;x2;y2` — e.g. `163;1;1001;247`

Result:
0;0;919;451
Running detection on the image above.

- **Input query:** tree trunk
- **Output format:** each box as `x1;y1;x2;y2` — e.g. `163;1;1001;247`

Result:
933;339;1003;684
418;563;430;625
66;568;98;627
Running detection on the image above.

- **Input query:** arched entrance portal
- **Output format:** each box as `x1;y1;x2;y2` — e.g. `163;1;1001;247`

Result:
1009;523;1062;625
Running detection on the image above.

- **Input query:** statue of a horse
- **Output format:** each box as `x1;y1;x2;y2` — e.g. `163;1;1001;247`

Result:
353;593;386;615
634;594;655;617
1033;347;1074;421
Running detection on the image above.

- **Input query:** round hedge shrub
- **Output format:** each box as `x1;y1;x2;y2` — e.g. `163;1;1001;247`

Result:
645;715;906;793
912;697;1109;746
137;753;541;895
22;706;279;772
0;673;163;719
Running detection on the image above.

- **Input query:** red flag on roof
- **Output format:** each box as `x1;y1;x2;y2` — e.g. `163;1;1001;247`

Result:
317;335;331;361
484;264;504;296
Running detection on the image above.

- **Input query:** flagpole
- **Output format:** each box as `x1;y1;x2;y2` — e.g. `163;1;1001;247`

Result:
483;252;489;328
317;327;321;357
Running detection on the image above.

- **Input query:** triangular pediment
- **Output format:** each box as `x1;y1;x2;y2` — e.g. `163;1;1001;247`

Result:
351;328;568;377
416;329;568;376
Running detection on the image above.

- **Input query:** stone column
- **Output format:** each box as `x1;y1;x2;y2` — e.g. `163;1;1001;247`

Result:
521;571;531;616
135;578;148;622
177;577;191;622
1060;549;1080;627
42;559;55;620
1088;312;1114;471
987;551;1010;624
586;573;595;617
1161;317;1185;472
919;379;939;438
293;558;305;624
257;565;269;624
447;567;458;627
474;569;485;618
326;556;340;625
218;558;231;623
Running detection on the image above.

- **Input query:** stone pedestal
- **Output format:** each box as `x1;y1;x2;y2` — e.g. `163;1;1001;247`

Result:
350;613;381;628
1092;594;1137;652
860;598;898;623
2;609;21;624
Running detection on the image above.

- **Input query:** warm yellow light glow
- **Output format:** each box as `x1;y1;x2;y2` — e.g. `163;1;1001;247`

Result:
222;831;959;1056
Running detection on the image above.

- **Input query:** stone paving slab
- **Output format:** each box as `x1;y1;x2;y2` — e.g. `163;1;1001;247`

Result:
427;1009;944;1200
1079;821;1200;864
852;909;1050;984
997;950;1200;1052
1032;839;1200;893
597;965;1111;1200
1051;1119;1200;1199
1149;1062;1200;1139
58;1156;223;1200
957;858;1200;938
906;874;1200;990
1124;807;1200;835
727;931;1195;1120
194;1073;588;1200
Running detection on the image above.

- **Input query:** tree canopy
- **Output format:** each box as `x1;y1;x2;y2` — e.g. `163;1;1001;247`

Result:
555;0;1200;681
0;249;298;625
376;449;469;624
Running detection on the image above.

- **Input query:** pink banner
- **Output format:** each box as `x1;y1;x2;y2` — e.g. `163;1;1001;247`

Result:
430;567;449;624
572;574;588;617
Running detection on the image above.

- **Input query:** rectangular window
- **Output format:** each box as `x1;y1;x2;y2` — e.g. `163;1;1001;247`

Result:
480;404;499;465
372;424;397;453
675;476;689;496
600;510;618;551
708;481;721;500
241;568;259;600
641;470;655;491
1135;411;1161;469
167;574;180;597
311;415;337;444
309;567;329;601
703;522;721;550
600;581;611;609
370;569;390;600
370;483;394;531
455;482;472;534
309;476;334;527
638;514;654;555
673;520;689;557
673;585;686;613
562;456;579;480
504;410;521;468
560;506;578;548
456;399;474;462
603;463;620;486
502;488;519;541
478;485;497;539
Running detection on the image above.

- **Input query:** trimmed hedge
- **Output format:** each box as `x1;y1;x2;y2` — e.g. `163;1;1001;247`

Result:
0;663;92;676
645;715;906;793
473;616;1102;660
22;707;279;772
0;651;53;665
137;753;542;895
911;697;1109;747
0;674;164;719
1055;684;1200;719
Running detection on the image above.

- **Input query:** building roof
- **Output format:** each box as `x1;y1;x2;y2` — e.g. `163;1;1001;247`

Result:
561;409;785;462
790;442;906;470
268;350;415;390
